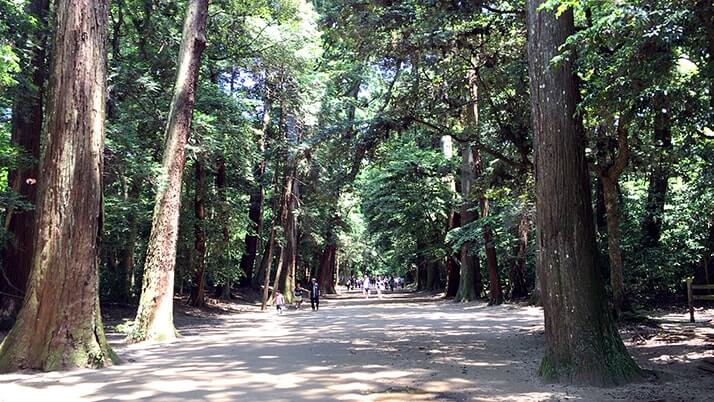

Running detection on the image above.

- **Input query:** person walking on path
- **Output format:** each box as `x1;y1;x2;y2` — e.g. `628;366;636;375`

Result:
294;283;307;309
309;278;320;311
275;291;285;315
363;276;371;299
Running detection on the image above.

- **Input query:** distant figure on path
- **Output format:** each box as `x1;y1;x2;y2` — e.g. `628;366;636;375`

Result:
275;291;285;315
363;276;371;299
310;278;320;311
294;283;307;309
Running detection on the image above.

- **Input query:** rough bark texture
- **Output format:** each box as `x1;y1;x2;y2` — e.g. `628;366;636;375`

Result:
131;0;209;343
526;0;641;385
641;92;671;247
0;0;50;330
0;0;116;372
189;161;207;307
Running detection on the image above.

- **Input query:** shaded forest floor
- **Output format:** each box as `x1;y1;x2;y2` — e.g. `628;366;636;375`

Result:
0;290;713;401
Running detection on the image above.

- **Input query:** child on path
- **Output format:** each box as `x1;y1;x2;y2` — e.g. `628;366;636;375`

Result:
294;283;307;309
275;291;285;315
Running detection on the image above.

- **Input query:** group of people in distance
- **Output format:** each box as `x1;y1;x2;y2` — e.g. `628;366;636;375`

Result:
347;275;403;300
274;277;320;315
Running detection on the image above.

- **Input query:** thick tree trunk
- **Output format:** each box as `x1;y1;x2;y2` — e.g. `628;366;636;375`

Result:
425;261;439;291
278;177;298;302
0;0;115;372
526;0;641;385
319;242;337;294
131;0;208;343
482;219;502;304
641;92;671;247
116;180;140;303
271;245;285;302
214;158;232;299
455;119;481;301
189;161;207;307
597;122;630;315
509;209;529;300
441;135;460;298
0;0;50;331
602;177;627;314
467;75;502;305
239;182;263;287
259;227;277;310
240;99;270;287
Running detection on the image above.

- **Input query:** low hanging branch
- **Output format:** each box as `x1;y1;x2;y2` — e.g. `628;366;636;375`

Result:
409;116;529;171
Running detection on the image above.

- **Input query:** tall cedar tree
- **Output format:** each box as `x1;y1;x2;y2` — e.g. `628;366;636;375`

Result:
0;0;50;330
526;0;641;385
131;0;209;343
0;0;115;372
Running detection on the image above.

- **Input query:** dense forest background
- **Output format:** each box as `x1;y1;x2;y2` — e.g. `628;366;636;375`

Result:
0;0;712;380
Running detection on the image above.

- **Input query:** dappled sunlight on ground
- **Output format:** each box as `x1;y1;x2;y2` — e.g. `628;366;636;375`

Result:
0;292;712;401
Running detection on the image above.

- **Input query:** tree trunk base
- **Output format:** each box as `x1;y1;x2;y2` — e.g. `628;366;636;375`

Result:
0;303;118;373
0;298;22;331
539;344;643;386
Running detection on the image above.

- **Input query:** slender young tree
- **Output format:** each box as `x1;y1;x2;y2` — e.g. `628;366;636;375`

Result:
0;0;50;330
0;0;115;372
594;120;630;315
526;0;641;385
131;0;209;343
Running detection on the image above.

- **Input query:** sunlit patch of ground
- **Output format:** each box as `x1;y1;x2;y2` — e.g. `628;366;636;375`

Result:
0;291;711;401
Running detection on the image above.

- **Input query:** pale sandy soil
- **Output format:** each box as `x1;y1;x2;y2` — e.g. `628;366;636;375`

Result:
0;291;712;401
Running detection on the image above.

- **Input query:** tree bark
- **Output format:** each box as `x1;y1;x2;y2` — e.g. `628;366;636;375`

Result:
0;0;50;330
526;0;641;385
455;85;482;302
509;209;529;299
240;98;271;287
189;161;207;307
278;176;298;302
131;0;209;343
117;180;141;303
0;0;115;372
441;135;461;298
259;227;277;311
319;242;337;294
596;122;630;315
641;92;671;247
455;143;482;302
468;72;501;304
214;157;232;299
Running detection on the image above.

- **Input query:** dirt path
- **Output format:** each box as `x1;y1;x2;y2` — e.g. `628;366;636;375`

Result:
1;291;712;401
